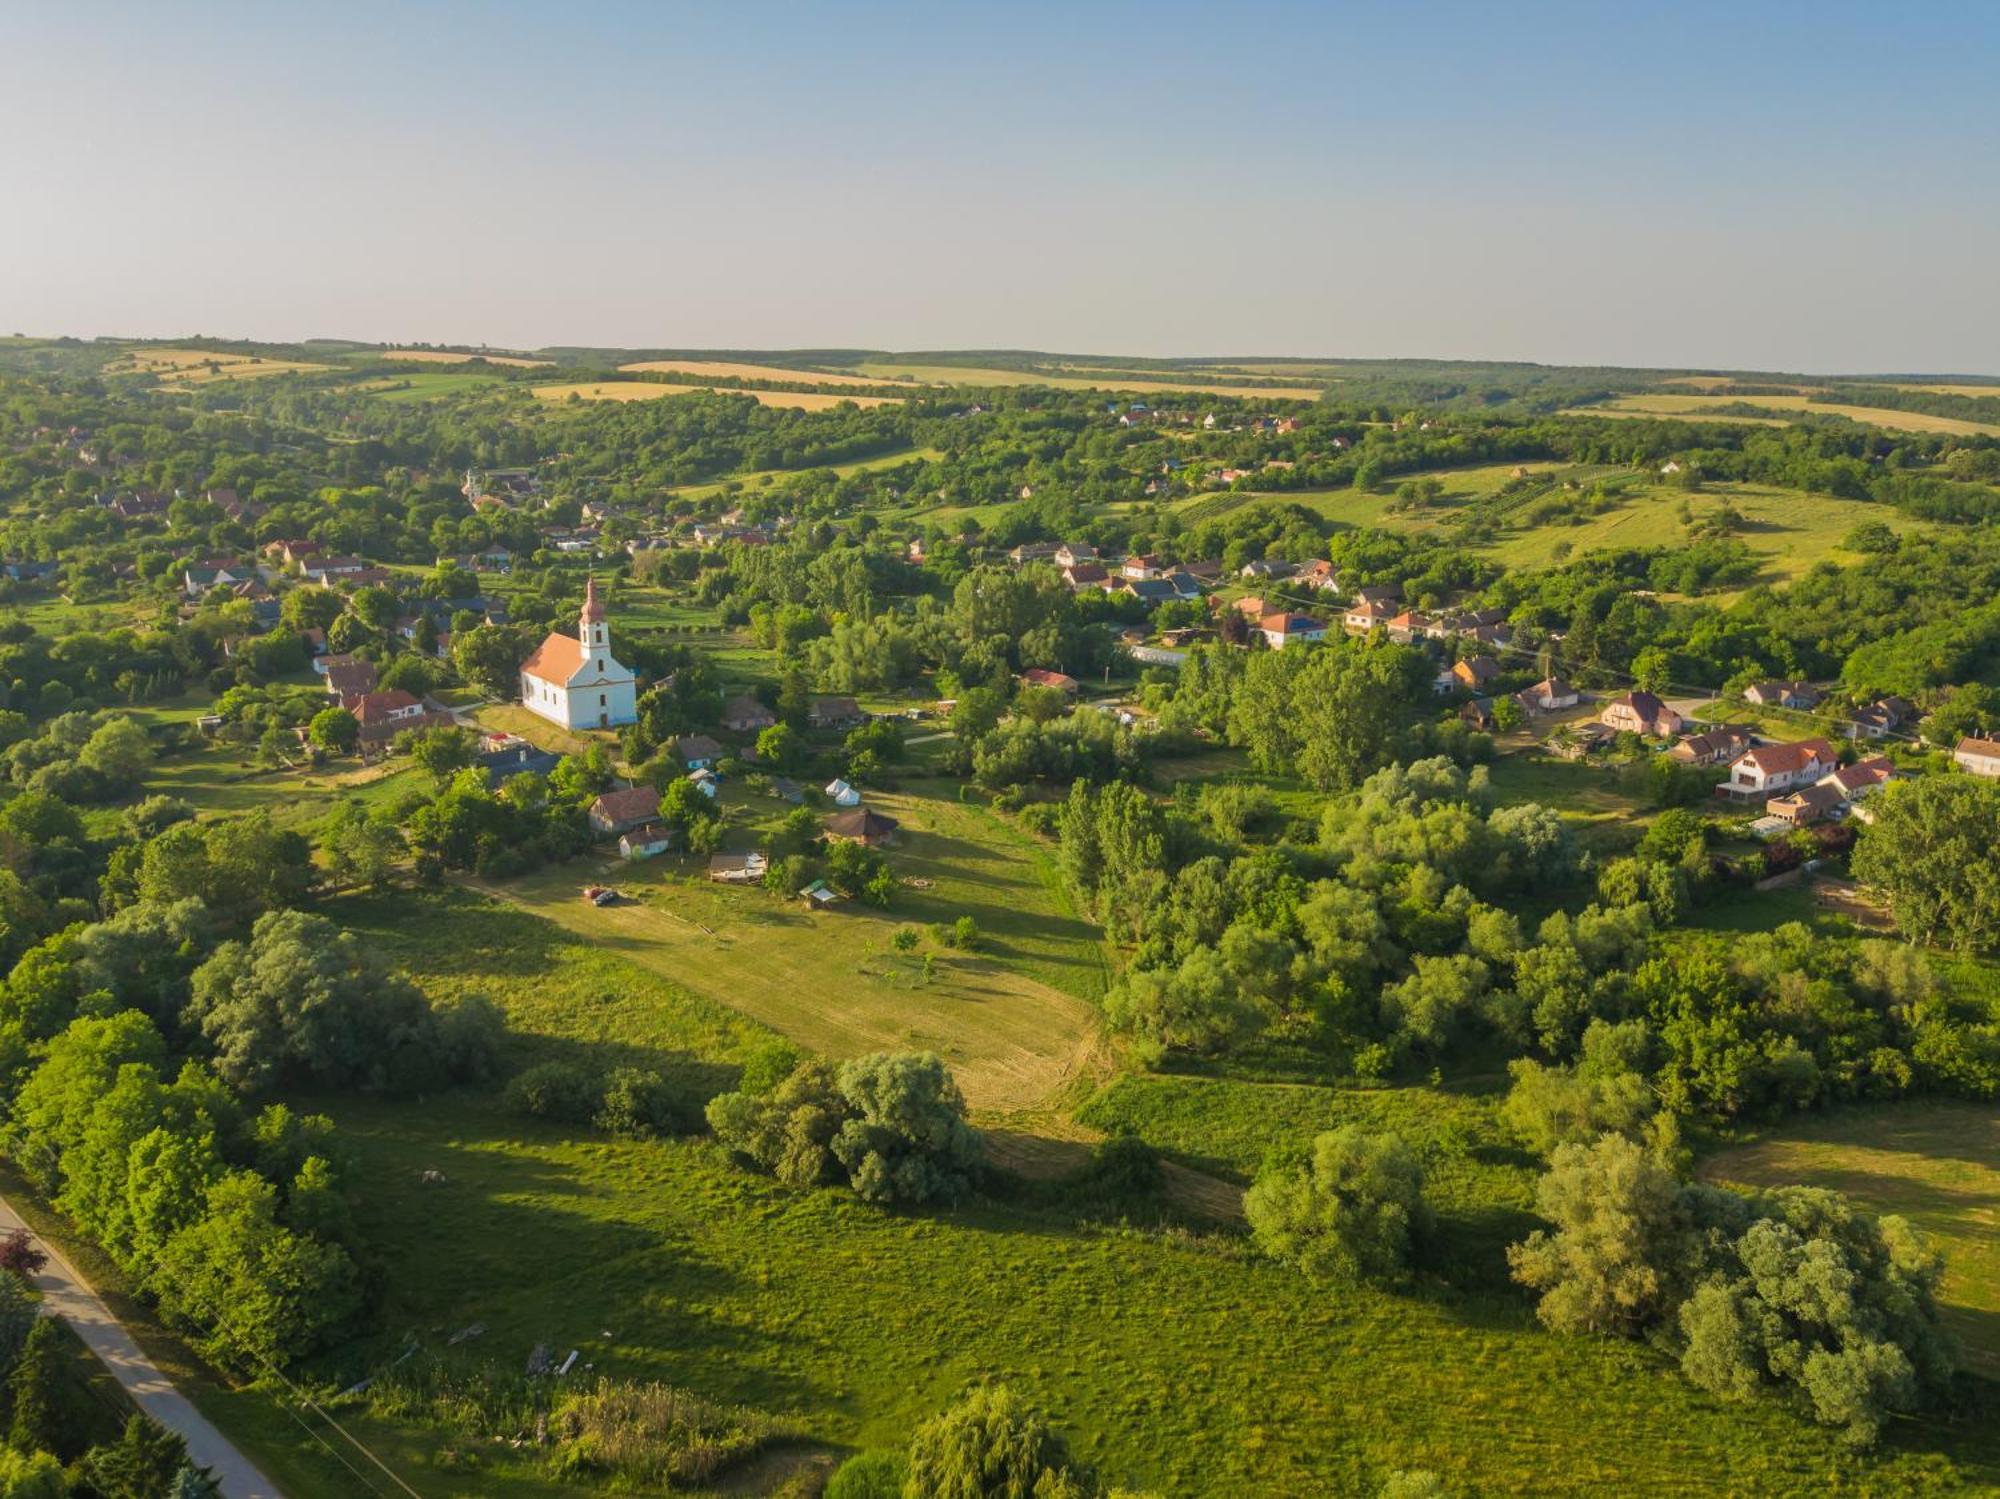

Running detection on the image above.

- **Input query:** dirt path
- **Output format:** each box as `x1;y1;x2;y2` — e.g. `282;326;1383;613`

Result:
0;1197;282;1498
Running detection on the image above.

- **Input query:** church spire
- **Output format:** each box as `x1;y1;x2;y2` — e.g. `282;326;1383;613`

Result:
580;575;608;649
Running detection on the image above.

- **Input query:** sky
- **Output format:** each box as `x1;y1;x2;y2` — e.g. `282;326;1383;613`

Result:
5;1;1999;373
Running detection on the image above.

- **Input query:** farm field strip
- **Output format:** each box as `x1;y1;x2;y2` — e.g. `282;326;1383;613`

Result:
1582;392;2000;437
532;381;902;409
617;358;891;386
379;349;550;366
848;361;1325;400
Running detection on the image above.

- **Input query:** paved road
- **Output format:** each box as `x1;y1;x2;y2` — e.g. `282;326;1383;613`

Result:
0;1198;283;1499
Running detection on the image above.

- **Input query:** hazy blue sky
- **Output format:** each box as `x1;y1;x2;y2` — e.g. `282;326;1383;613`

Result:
5;2;1998;371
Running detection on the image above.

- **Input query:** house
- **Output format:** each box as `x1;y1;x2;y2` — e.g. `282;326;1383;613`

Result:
1843;697;1914;739
1353;585;1402;608
1522;677;1581;713
1117;577;1172;605
478;738;562;788
807;695;866;731
1669;725;1756;767
1600;691;1684;738
1724;738;1837;798
769;776;805;804
1826;756;1897;800
300;556;366;583
675;734;725;770
1054;543;1098;568
1007;542;1060;565
1169;560;1222;585
1452;656;1502;691
1459;697;1497;732
1298;559;1340;592
351;690;432;745
824;806;901;847
1384;611;1430;644
708;851;768;884
720;694;776;734
1232;595;1270;620
1954;736;2000;778
1343;598;1396;633
1743;679;1822;710
1238;558;1296;580
687;767;720;798
618;823;676;860
824;778;863;807
588;785;662;836
1020;668;1079;695
1121;554;1163;580
324;659;378;703
1062;562;1109;589
519;578;638;731
1767;780;1847;827
1259;613;1328;650
183;561;256;596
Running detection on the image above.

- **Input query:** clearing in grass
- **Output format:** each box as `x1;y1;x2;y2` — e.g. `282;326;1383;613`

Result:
458;784;1107;1112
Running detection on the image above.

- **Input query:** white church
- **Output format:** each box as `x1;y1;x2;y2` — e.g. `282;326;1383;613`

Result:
519;577;638;730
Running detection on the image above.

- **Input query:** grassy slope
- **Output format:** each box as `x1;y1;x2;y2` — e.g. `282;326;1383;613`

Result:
1232;462;1930;592
459;782;1108;1112
306;891;1998;1497
1702;1102;2000;1378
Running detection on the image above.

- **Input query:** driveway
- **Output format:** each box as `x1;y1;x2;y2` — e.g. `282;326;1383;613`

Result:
0;1198;283;1498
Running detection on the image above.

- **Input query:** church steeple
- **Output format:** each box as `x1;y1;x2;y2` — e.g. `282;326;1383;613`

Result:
580;576;608;651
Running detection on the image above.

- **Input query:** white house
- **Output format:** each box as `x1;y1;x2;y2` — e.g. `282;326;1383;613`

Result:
1724;738;1837;797
1955;736;2000;778
520;577;638;731
1259;613;1328;650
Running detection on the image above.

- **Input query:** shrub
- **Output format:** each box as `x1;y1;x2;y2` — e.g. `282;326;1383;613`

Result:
1246;1127;1431;1283
550;1379;803;1488
0;1231;46;1280
904;1385;1089;1499
594;1067;699;1138
824;1449;908;1499
505;1061;602;1125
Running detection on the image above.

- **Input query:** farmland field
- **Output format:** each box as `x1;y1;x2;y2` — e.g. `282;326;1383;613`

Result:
848;361;1326;400
102;346;331;383
617;358;890;386
355;370;508;401
1702;1103;2000;1377
379;348;550;367
1578;392;2000;438
532;381;902;409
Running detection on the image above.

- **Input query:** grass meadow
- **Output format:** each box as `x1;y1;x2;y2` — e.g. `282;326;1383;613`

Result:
460;780;1109;1111
280;889;2000;1498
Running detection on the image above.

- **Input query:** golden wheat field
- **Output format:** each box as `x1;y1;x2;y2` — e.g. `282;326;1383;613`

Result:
105;347;330;383
533;382;901;409
381;349;550;367
617;358;888;386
